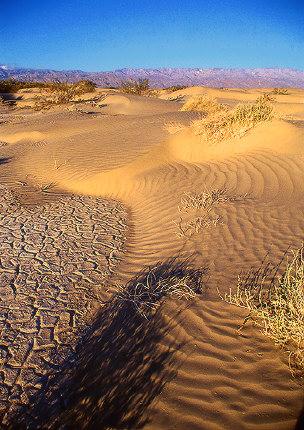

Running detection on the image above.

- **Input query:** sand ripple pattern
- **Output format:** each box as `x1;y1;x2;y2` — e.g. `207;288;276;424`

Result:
0;186;127;427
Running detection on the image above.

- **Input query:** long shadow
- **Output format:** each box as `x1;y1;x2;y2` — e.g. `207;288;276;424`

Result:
57;261;207;429
58;304;180;429
7;260;207;429
0;157;12;165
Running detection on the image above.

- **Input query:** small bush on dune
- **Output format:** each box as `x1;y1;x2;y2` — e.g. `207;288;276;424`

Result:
181;96;227;114
190;99;275;144
76;79;97;93
120;78;150;95
231;100;274;124
221;244;304;374
165;84;188;92
34;79;96;110
256;93;276;104
272;87;288;95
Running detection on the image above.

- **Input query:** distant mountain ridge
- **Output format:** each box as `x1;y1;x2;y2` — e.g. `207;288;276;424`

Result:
1;66;304;89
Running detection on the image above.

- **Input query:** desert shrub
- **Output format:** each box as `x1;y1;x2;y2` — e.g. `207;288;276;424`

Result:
190;99;275;144
76;79;97;93
221;244;304;374
120;78;150;95
256;93;276;104
180;96;227;114
0;79;49;93
165;85;188;92
34;79;96;110
272;87;288;95
231;100;274;124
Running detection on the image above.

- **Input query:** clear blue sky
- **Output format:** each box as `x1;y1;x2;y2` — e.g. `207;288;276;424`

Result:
0;0;303;71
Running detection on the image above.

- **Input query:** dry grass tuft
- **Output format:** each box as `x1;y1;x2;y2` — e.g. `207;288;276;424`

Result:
179;189;233;212
175;189;246;238
180;96;227;114
190;99;275;144
113;263;205;319
221;244;304;374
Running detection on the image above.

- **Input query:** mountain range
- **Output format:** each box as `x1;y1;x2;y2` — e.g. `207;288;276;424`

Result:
1;66;304;89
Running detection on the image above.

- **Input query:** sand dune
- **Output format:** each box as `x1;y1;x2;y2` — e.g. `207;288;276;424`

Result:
0;87;303;428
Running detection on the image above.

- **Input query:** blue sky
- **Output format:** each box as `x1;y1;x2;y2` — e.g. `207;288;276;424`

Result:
0;0;303;71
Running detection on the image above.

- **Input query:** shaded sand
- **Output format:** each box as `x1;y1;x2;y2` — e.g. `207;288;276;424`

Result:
0;88;304;428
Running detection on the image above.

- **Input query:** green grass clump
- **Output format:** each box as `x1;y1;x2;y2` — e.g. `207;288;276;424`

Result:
190;99;275;144
180;96;227;113
222;245;304;374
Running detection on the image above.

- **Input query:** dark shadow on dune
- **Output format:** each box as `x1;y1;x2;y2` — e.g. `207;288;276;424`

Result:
58;304;180;430
56;260;207;430
6;260;207;429
0;157;12;165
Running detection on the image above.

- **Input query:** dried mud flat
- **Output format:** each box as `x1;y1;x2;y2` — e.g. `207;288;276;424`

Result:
0;185;127;427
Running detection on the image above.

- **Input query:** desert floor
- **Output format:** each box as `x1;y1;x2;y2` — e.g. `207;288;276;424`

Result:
0;86;304;429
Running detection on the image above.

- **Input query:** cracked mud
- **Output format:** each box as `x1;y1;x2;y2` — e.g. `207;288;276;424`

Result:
0;185;127;427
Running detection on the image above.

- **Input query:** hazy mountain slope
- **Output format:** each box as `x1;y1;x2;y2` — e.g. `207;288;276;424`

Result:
1;66;304;88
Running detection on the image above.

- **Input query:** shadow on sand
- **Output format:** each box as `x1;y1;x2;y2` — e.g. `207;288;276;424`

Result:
57;260;206;429
0;157;12;165
58;303;180;429
7;260;207;429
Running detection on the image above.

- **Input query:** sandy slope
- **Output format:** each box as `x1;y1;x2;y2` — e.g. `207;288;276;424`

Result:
0;88;304;429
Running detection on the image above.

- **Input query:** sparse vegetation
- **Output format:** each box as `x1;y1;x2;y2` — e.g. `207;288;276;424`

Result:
0;79;49;93
0;78;97;95
113;263;204;319
120;78;150;95
221;244;304;374
174;189;245;238
165;85;188;92
256;93;276;104
178;189;238;212
190;98;275;144
272;87;289;95
180;96;227;113
34;79;97;110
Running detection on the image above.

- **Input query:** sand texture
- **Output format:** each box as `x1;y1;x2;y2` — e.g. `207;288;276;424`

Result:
0;87;304;429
